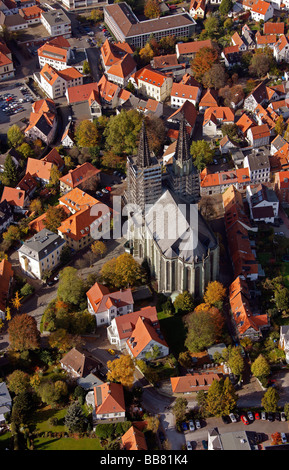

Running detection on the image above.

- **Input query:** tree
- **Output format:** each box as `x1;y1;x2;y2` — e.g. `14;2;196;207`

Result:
91;240;107;258
16;142;34;160
8;313;40;351
219;0;232;15
172;397;187;424
203;281;226;307
82;60;91;75
7;370;30;395
7;124;24;148
275;115;285;136
144;0;161;18
57;267;85;306
29;198;42;216
75;120;100;148
190;139;214;171
249;50;273;78
48;328;82;353
221;123;240;142
104;110;142;155
221;377;238;415
139;42;155;63
65;402;88;433
205;379;223;417
100;253;144;289
227;346;244;381
251;354;271;380
3;225;21;245
261;387;280;413
89;8;103;23
191;47;219;82
219;85;244;108
275;287;289;312
202;63;227;89
184;310;217;352
173;291;194;314
11;291;22;311
1;153;18;186
44;205;67;233
49;166;62;187
201;16;220;39
6;306;11;321
107;355;135;387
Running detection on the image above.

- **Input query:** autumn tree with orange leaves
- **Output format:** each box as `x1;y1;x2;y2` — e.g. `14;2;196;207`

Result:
8;313;40;351
107;355;135;388
203;281;226;308
191;47;219;83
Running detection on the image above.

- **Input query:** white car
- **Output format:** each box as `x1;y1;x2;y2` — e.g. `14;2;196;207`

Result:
281;433;287;444
229;413;237;423
247;411;254;421
195;419;201;429
186;441;192;450
189;420;195;431
261;411;266;420
281;412;286;422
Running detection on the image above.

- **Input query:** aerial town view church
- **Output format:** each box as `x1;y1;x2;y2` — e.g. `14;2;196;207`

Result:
1;0;289;455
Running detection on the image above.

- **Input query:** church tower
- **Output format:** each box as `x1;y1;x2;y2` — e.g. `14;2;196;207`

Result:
169;114;200;203
126;120;162;212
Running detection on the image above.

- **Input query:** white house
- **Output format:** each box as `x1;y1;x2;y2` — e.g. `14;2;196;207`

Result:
170;81;201;108
35;63;83;100
246;183;279;223
251;0;274;22
243;152;270;184
280;325;289;363
0;382;12;424
18;228;66;280
86;281;134;328
273;34;289;63
247;124;270;148
93;382;126;424
40;10;71;37
125;316;169;360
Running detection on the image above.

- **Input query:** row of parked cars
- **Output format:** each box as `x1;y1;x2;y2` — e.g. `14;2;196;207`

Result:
222;410;287;426
182;418;201;433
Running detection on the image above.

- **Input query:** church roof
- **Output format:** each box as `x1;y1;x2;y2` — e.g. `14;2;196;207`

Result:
137;120;151;168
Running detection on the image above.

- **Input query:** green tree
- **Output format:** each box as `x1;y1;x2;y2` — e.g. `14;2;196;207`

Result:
104;109;142;155
100;253;144;289
75;120;100;148
261;387;280;413
44;205;67;233
65;402;88;433
205;379;223;417
7;370;30;395
190;140;214;171
275;287;289;312
7;124;24;148
91;240;107;258
82;60;91;75
57;267;85;306
251;354;271;380
107;355;135;388
219;0;232;15
249;50;273;78
16;142;34;160
1;153;18;186
172;397;187;424
184;310;217;352
144;0;161;18
221;377;238;415
227;347;245;381
173;291;194;314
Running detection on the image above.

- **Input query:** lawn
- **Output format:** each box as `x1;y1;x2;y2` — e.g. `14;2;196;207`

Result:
30;407;67;433
0;432;12;451
33;436;102;450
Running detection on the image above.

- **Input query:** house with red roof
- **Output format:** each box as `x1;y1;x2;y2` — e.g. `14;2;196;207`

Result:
35;63;83;100
25;155;61;186
264;22;284;36
273;34;289;62
251;0;273;22
86;281;134;328
229;276;269;341
175;39;215;62
246;183;279;223
25;98;57;145
97;74;120;109
93;382;126;424
107;306;159;350
167;100;197;137
126;316;169;360
170;371;222;394
121;425;147;451
275;170;289;203
16;172;37;198
100;39;136;87
202;106;234;138
247;123;270;148
0;187;29;213
198;88;218;113
19;5;42;23
129;66;173;103
170;80;201;108
59;162;100;194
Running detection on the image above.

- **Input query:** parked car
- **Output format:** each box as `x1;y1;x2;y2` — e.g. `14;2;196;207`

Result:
181;422;188;432
221;415;230;424
261;411;267;420
195;419;201;429
202;440;208;450
189;420;195;432
267;412;274;422
107;349;116;356
254;412;260;420
281;433;287;444
241;415;249;425
281;412;286;422
229;413;237;423
247;411;254;421
275;412;280;421
186;441;192;450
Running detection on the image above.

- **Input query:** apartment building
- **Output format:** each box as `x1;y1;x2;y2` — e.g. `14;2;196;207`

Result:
41;9;71;38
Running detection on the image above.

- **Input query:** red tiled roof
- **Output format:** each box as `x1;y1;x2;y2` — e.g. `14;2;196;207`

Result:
59;162;100;189
94;382;125;415
171;372;222;393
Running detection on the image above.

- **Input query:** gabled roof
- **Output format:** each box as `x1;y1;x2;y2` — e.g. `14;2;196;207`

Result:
171;81;200;101
252;0;271;14
264;22;284;35
133;66;168;88
248;123;270;139
86;281;133;314
171;372;222;393
113;306;158;340
38;42;68;63
57;206;103;241
60;347;101;378
1;187;26;207
236;112;256;134
16;172;37;195
26;157;54;181
59;187;100;212
59;162;100;189
66;82;100;104
199;88;218;108
94;382;125;415
122;426;147;451
126;316;168;358
168;100;197;129
203;106;234;125
106;52;136;79
176;39;214;55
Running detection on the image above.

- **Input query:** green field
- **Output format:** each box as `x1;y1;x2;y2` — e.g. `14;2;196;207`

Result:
33;436;102;450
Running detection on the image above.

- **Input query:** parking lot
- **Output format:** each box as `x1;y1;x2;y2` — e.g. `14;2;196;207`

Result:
0;81;37;133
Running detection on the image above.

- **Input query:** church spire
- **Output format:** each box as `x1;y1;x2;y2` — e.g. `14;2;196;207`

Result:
174;113;191;163
137;119;151;168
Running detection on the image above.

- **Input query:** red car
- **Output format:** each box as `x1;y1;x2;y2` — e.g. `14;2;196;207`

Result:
255;412;260;420
241;415;249;425
105;186;112;191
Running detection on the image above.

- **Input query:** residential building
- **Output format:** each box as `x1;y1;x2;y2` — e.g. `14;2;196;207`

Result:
219;135;240;154
243;152;270;183
122;425;147;451
86;281;134;328
126;315;169;360
0;259;13;321
256;34;276;49
25;98;57;145
198;88;218;113
279;325;289;363
246;123;270;147
189;0;206;18
170;371;222;394
107;306;159;349
167;100;198;138
16;172;37;198
250;0;274;22
221;45;242;68
175;39;214;62
35;63;83;100
104;2;196;48
150;53;187;80
274;170;289;203
264;22;284;35
243;80;270;112
126;120;162;211
61;122;74;148
38;39;87;73
100;39;136;87
19;5;42;23
0;198;13;233
66;82;102;120
18;228;66;280
60;347;102;379
58;187;100;214
273;34;289;62
170;80;201;108
236;113;256;138
231;31;247;51
40;9;71;38
246;183;279;223
200;168;251;195
60;0;109;12
25;157;57;186
129;66;173;103
202;106;234;138
0;382;12;424
0;11;28;31
59;162;101;194
0;186;29;213
93;382;126;424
